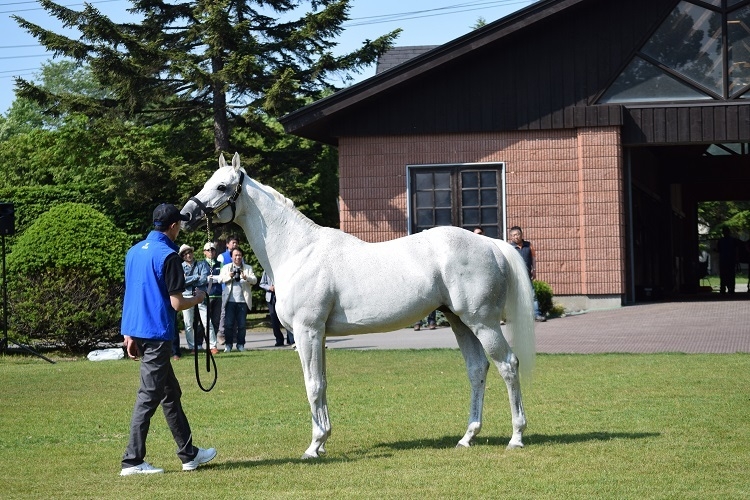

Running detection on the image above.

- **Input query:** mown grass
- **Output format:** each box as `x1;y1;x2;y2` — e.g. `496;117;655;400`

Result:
1;350;748;499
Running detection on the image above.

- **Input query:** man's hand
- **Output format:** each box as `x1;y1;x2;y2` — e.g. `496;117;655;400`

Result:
123;335;139;360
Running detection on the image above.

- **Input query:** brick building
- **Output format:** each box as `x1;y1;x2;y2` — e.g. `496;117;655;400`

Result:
280;0;750;310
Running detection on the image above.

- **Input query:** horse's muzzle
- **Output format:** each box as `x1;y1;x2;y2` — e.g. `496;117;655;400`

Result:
180;203;204;231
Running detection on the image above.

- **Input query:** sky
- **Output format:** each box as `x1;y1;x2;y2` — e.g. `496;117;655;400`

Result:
0;0;535;114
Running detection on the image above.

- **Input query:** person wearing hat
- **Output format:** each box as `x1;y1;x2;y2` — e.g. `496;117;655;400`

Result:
179;243;212;353
202;241;222;353
120;203;216;476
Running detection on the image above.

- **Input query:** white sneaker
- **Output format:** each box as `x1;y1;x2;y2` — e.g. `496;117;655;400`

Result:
182;447;217;471
120;461;164;476
224;346;232;353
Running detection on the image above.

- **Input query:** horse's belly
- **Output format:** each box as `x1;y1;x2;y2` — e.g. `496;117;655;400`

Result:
324;301;436;336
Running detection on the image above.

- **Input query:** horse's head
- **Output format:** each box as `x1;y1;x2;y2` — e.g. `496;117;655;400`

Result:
181;152;246;231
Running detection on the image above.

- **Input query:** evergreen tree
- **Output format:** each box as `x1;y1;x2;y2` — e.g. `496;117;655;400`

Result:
14;0;400;152
1;60;105;139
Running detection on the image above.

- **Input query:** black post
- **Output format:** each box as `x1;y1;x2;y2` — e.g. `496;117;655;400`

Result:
1;233;7;354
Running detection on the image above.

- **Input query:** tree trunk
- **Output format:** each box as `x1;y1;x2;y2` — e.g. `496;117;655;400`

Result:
212;55;230;152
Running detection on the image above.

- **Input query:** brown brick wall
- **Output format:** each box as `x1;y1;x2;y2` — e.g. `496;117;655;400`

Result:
338;127;625;297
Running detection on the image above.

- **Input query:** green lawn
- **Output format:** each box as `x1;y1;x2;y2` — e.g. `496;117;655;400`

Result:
703;273;749;292
1;350;748;498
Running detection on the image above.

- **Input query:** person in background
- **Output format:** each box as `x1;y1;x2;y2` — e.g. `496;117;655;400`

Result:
179;244;200;351
473;227;484;235
259;270;294;346
120;203;216;476
216;235;240;345
717;227;739;295
217;235;239;268
202;242;222;354
219;247;257;352
508;225;546;322
171;321;183;360
413;310;437;331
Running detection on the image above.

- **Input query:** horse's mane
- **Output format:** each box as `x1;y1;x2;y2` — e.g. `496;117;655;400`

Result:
243;170;320;230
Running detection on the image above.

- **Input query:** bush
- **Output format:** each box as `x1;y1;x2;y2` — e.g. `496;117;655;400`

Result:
549;303;566;318
533;280;554;316
7;203;131;352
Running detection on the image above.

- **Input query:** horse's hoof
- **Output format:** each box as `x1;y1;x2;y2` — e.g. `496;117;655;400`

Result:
506;441;524;450
455;440;471;449
301;452;318;460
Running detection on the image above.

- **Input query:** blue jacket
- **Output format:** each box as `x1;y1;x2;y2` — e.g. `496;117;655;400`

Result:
203;258;222;297
121;231;182;341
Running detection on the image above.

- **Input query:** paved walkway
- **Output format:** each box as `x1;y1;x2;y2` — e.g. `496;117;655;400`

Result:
185;295;750;354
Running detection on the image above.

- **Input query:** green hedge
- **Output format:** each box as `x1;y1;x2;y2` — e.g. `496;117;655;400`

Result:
7;203;131;352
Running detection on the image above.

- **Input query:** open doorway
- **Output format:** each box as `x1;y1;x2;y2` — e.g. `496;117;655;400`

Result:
697;200;750;295
626;144;750;302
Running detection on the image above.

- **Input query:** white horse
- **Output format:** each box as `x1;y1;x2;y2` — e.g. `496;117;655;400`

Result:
181;153;536;458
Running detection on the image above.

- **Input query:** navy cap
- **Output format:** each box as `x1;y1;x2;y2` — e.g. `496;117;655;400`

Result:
153;203;189;227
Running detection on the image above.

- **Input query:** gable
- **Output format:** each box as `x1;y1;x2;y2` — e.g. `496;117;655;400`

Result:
600;0;750;103
279;0;699;145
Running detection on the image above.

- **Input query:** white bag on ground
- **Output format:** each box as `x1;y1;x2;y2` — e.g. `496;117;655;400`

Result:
87;348;125;361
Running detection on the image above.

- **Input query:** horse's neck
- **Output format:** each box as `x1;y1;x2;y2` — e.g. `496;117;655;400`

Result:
237;183;318;273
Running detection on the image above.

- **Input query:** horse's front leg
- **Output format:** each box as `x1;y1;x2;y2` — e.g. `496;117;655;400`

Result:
294;328;331;459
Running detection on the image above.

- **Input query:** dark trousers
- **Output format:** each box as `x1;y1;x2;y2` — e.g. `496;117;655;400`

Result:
224;301;247;347
171;324;182;357
268;295;284;344
416;310;437;327
207;296;222;339
720;264;736;294
122;340;197;467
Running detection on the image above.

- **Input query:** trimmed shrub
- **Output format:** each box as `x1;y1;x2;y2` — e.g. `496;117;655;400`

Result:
7;203;131;352
533;280;554;316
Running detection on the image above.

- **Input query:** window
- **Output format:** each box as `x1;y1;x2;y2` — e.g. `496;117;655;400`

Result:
408;164;505;238
599;0;750;103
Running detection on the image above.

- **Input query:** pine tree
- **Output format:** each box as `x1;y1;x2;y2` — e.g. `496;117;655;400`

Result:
14;0;400;152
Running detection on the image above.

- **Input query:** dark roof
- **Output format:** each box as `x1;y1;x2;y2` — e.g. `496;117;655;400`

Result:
375;46;439;74
279;0;590;144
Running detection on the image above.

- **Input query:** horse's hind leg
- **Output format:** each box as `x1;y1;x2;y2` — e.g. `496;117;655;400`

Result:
473;326;527;449
443;310;490;448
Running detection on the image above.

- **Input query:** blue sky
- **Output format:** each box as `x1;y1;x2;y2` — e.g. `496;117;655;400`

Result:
0;0;534;113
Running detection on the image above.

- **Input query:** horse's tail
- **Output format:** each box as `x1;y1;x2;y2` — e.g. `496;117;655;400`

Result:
492;239;536;386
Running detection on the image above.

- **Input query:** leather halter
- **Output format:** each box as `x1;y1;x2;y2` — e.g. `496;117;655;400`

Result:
189;171;245;228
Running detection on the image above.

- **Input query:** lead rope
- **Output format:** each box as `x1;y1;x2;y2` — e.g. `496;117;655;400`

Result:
195;215;218;392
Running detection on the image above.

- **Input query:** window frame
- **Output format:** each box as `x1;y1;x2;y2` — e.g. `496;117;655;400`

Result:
406;162;507;238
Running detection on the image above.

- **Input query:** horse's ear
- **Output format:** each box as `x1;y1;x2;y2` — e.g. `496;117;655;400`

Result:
232;152;241;172
219;154;227;169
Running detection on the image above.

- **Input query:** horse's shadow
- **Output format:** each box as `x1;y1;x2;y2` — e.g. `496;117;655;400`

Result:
377;431;661;450
209;431;660;470
206;452;393;470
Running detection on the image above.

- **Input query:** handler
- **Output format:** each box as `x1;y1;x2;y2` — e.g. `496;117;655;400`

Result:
120;203;217;476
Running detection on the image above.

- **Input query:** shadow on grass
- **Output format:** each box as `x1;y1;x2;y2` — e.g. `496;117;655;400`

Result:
207;452;396;470
209;432;661;469
376;431;661;450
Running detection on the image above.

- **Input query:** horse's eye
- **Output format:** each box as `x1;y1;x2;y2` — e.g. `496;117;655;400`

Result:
217;185;227;192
